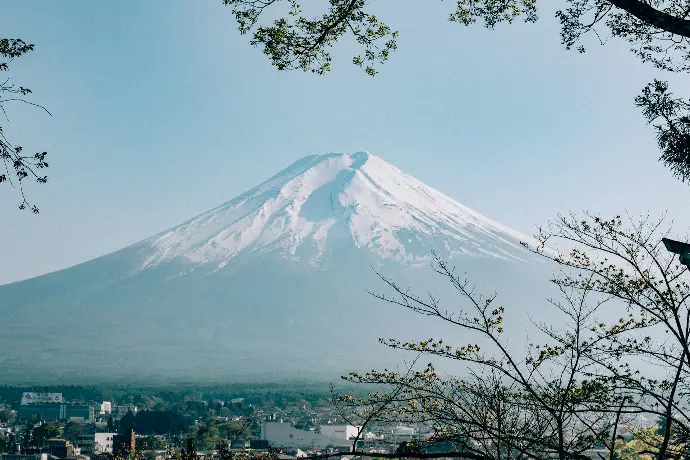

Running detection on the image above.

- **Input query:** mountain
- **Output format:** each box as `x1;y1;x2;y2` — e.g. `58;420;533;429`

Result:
0;152;553;384
137;151;535;271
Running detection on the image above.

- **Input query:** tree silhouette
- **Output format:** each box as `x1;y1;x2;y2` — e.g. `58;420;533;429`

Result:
0;38;49;213
223;0;690;182
333;213;690;460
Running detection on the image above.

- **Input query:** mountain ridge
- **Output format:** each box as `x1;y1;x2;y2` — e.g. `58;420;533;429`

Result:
133;151;539;275
0;151;552;384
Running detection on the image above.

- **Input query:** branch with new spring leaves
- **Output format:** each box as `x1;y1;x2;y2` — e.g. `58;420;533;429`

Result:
524;212;690;455
331;212;690;460
0;37;50;213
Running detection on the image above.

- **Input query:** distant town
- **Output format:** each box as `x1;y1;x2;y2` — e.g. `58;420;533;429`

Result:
0;385;435;460
0;385;663;460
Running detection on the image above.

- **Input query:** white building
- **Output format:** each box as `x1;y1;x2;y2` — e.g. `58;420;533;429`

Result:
94;433;116;454
319;425;362;441
261;422;354;449
20;393;63;405
75;433;116;454
99;402;112;415
390;425;417;441
2;454;49;460
363;432;381;441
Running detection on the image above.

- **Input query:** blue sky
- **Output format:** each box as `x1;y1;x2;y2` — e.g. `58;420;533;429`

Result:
1;0;689;284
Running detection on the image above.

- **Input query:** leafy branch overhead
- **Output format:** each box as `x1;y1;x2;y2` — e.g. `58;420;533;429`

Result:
224;0;400;76
635;81;690;182
224;0;537;76
0;38;49;213
224;0;690;182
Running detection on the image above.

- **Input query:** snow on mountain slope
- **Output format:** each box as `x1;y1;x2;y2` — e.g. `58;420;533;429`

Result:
0;151;555;384
138;151;538;271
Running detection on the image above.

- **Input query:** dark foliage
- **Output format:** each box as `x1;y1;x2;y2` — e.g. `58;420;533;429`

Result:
635;80;690;182
31;424;60;448
223;0;690;182
128;410;191;435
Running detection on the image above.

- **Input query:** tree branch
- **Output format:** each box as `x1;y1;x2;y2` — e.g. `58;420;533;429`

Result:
609;0;690;37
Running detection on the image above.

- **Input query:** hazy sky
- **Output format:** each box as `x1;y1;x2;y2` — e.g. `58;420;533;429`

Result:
2;0;689;285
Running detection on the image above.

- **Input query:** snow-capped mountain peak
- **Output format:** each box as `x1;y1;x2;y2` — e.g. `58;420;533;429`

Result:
0;150;552;384
139;152;537;270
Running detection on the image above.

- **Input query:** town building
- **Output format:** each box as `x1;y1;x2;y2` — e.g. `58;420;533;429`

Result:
94;433;116;454
74;431;113;455
2;454;48;460
388;425;418;442
17;404;65;422
319;425;361;441
75;434;95;455
20;394;63;405
66;407;94;423
99;403;111;415
17;392;93;422
45;439;78;459
261;422;355;450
